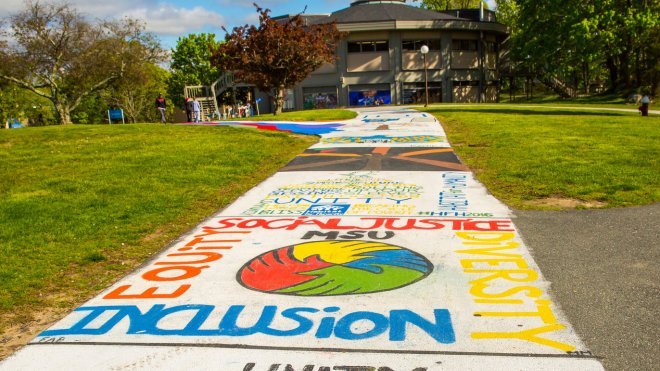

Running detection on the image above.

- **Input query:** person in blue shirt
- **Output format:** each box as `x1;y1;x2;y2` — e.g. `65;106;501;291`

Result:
192;97;201;123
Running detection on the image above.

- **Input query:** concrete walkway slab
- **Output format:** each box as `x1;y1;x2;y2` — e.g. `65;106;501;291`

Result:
1;108;604;370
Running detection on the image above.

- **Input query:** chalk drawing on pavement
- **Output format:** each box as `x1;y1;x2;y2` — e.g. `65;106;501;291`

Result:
282;147;468;172
237;240;433;296
221;171;510;218
0;109;604;370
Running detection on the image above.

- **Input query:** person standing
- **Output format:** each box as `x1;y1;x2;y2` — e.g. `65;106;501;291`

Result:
192;97;201;123
640;94;650;117
155;94;167;123
184;97;193;122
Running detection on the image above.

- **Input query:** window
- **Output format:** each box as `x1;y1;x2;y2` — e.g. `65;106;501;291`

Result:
348;88;391;106
303;87;338;110
283;89;295;111
347;42;361;53
347;41;389;53
452;40;478;51
403;82;442;104
402;39;441;51
486;42;497;53
453;81;479;87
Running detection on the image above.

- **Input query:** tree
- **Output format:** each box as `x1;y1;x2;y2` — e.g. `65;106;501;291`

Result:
512;0;659;95
167;33;222;108
107;63;169;123
212;4;342;114
0;81;54;126
0;2;163;125
413;0;487;10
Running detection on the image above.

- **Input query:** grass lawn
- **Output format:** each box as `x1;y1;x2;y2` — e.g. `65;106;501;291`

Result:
497;94;652;111
421;105;660;209
223;108;357;122
433;102;653;112
0;124;316;354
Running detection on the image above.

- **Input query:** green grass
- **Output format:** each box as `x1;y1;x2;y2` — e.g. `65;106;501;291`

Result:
0;124;316;334
497;93;652;110
421;105;660;209
436;102;652;112
224;108;357;122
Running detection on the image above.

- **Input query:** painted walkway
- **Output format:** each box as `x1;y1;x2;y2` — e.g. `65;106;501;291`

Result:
1;109;604;370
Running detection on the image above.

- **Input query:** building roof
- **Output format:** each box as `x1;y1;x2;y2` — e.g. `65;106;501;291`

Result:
277;0;507;35
327;1;462;24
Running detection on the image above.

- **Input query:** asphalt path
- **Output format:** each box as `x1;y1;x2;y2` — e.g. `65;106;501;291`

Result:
409;104;659;115
514;204;660;371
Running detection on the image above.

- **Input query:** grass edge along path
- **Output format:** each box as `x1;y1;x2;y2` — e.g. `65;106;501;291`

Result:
421;105;659;210
221;108;357;122
0;124;317;359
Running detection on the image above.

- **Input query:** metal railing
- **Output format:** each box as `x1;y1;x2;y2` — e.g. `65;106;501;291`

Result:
183;72;235;121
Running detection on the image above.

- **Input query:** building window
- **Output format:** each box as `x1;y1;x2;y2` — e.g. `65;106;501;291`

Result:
403;82;442;104
452;40;478;51
347;41;389;53
348;88;391;106
453;81;479;87
283;89;295;111
453;81;479;103
486;42;497;53
402;39;441;51
303;87;338;110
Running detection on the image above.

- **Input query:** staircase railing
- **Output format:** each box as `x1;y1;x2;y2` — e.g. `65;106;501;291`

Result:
183;72;235;121
184;85;211;100
211;72;234;100
540;74;576;98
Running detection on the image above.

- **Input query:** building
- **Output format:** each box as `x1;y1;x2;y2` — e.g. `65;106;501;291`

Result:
184;0;508;117
280;0;508;111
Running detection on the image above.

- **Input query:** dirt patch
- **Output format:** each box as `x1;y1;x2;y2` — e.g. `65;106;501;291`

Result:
142;228;166;242
524;197;608;209
0;304;69;361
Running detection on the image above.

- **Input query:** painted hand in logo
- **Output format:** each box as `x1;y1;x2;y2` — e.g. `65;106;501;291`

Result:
238;241;433;296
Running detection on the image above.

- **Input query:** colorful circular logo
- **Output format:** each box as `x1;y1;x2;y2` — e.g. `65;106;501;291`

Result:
237;241;433;296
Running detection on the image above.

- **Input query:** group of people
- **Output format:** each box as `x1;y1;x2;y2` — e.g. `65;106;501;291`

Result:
183;96;202;123
154;94;202;123
225;102;254;119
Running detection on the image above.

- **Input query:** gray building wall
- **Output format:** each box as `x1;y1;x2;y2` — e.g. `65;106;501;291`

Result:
293;28;503;110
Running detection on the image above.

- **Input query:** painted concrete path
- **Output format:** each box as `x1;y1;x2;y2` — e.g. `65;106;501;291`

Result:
1;109;604;370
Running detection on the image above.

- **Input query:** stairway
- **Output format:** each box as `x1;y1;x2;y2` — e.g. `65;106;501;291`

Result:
541;74;576;98
183;72;235;121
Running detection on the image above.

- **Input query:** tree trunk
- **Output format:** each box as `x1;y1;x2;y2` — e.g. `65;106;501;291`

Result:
273;86;286;115
582;62;589;94
619;53;631;89
634;49;642;89
54;101;72;125
606;57;618;92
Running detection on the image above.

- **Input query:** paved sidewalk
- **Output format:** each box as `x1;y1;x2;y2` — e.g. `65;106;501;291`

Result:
1;109;604;370
514;204;660;371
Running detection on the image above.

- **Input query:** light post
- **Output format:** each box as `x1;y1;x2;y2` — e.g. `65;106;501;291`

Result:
420;45;429;107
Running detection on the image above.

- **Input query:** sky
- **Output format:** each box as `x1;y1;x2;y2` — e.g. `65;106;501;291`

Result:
0;0;497;50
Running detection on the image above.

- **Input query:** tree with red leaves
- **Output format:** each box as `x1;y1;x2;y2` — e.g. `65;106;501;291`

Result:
212;4;342;115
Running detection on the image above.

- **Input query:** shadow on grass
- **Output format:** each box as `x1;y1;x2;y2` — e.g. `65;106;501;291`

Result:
425;108;634;117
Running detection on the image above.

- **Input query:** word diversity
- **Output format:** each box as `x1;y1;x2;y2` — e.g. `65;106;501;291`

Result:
39;216;579;355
